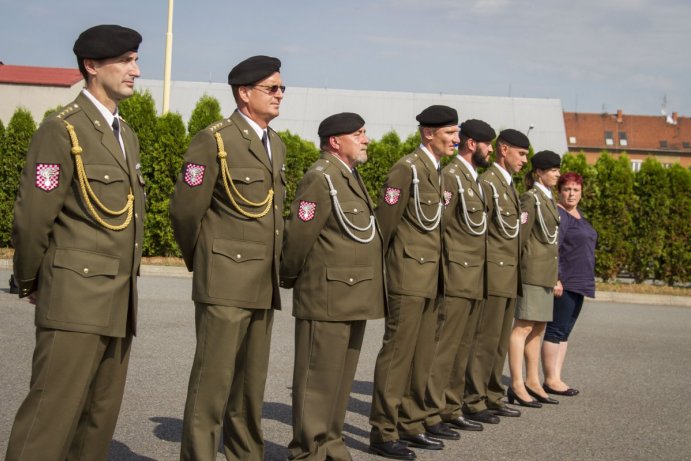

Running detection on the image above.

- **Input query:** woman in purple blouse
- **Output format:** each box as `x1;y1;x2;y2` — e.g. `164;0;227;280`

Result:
541;172;597;396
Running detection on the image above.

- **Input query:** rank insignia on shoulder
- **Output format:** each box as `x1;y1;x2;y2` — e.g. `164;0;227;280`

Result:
184;162;206;187
35;163;60;191
521;211;529;224
443;190;452;206
298;200;317;222
384;187;401;205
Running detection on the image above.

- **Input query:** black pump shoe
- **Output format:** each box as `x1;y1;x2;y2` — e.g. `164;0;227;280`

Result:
526;386;559;404
507;387;542;408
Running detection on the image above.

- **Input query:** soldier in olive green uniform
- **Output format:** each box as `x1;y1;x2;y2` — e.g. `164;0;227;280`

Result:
6;25;145;461
507;151;561;407
463;129;530;424
169;56;286;461
424;120;496;435
280;113;386;461
369;106;459;460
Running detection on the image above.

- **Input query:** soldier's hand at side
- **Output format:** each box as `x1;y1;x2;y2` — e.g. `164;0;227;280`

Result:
27;292;38;305
553;280;563;298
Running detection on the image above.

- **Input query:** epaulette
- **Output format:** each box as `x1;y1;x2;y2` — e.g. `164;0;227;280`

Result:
55;103;81;119
207;117;233;134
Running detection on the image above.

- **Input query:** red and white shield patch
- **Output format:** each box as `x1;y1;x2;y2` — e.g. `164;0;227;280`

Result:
384;187;401;205
521;211;529;224
298;200;317;222
184;162;205;187
35;163;60;191
443;190;452;206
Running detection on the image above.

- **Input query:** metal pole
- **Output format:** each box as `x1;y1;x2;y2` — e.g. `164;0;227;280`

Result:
162;0;174;114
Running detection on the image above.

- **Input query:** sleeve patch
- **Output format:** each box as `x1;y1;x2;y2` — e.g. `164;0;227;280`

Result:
184;162;206;187
298;200;317;222
384;187;401;205
443;190;452;206
521;211;529;224
35;163;60;191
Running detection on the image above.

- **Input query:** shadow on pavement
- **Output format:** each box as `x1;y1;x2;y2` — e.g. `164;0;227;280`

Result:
109;440;157;460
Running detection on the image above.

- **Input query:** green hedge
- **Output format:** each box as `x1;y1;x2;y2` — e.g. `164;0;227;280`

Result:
1;96;689;285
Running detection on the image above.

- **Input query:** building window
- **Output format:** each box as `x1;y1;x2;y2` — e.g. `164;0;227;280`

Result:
569;136;577;144
631;160;642;172
605;131;614;146
619;131;628;147
660;140;668;148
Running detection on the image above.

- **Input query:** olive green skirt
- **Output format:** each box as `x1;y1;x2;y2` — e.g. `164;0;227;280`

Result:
515;284;554;322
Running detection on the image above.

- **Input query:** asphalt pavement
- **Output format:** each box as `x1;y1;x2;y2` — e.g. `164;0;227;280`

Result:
1;268;690;461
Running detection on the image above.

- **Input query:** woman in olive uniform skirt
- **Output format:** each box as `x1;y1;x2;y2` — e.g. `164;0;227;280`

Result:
507;151;562;407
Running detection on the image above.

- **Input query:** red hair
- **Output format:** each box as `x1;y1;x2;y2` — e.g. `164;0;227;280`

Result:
558;172;583;191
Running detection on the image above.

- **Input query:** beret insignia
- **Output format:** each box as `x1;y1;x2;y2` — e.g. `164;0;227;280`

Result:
184;162;206;187
298;200;317;222
35;163;60;191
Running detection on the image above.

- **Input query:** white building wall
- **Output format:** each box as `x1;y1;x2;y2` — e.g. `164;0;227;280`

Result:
0;83;82;125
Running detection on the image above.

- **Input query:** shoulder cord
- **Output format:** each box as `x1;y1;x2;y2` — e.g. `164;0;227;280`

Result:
214;132;274;219
485;180;519;239
533;194;559;244
323;173;376;243
64;121;133;231
454;174;487;236
410;164;442;231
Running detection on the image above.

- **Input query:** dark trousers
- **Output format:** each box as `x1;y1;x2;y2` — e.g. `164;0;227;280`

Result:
544;290;584;343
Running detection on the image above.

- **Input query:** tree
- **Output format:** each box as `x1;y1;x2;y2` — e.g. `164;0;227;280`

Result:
359;130;419;202
659;165;690;285
43;105;64;121
119;90;158;164
589;153;634;281
560;152;597;218
0;108;36;246
141;113;188;256
278;130;320;215
628;158;669;282
188;95;222;137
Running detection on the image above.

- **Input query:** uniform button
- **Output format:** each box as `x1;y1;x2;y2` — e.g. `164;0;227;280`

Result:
135;213;139;219
274;205;278;210
245;177;250;181
354;208;358;212
427;200;431;204
275;230;279;235
420;257;425;262
236;254;242;259
83;267;89;274
104;175;110;181
464;262;468;266
349;278;354;283
499;261;504;266
135;243;139;248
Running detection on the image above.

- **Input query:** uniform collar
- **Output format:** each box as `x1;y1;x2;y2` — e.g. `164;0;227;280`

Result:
419;144;440;170
534;181;553;199
455;155;478;181
493;163;513;185
82;89;117;126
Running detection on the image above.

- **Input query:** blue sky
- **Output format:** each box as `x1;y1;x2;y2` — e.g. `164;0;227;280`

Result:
2;0;689;116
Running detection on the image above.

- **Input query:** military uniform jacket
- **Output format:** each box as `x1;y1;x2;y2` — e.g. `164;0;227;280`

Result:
375;148;444;299
279;152;386;321
519;187;559;287
12;92;145;337
479;164;522;298
442;158;487;300
169;110;285;309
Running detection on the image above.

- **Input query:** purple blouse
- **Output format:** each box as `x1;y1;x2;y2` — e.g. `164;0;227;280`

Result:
557;207;598;297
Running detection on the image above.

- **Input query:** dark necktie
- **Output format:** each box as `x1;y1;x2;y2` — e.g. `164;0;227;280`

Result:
112;117;124;156
261;130;271;161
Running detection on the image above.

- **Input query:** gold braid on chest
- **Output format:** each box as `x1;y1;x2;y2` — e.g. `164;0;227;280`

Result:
214;132;273;219
64;121;134;231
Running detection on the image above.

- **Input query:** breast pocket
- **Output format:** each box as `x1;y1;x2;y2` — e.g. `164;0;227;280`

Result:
230;167;268;204
85;164;129;210
339;200;370;230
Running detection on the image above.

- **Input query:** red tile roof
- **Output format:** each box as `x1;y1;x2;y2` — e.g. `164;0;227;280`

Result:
564;110;691;154
0;64;82;87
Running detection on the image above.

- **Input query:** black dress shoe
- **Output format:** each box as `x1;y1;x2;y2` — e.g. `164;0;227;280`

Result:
526;386;559;404
400;433;444;450
369;440;416;460
444;416;483;431
425;422;460;440
507;387;542;408
490;406;521;417
464;409;500;424
543;383;579;396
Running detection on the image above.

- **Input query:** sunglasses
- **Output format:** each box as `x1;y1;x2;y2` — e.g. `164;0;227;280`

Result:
253;84;286;94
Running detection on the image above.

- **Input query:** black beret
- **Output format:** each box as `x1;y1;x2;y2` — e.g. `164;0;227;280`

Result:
531;150;561;170
416;105;458;127
497;129;530;149
460;119;496;142
73;25;142;59
318;112;365;138
228;55;281;86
